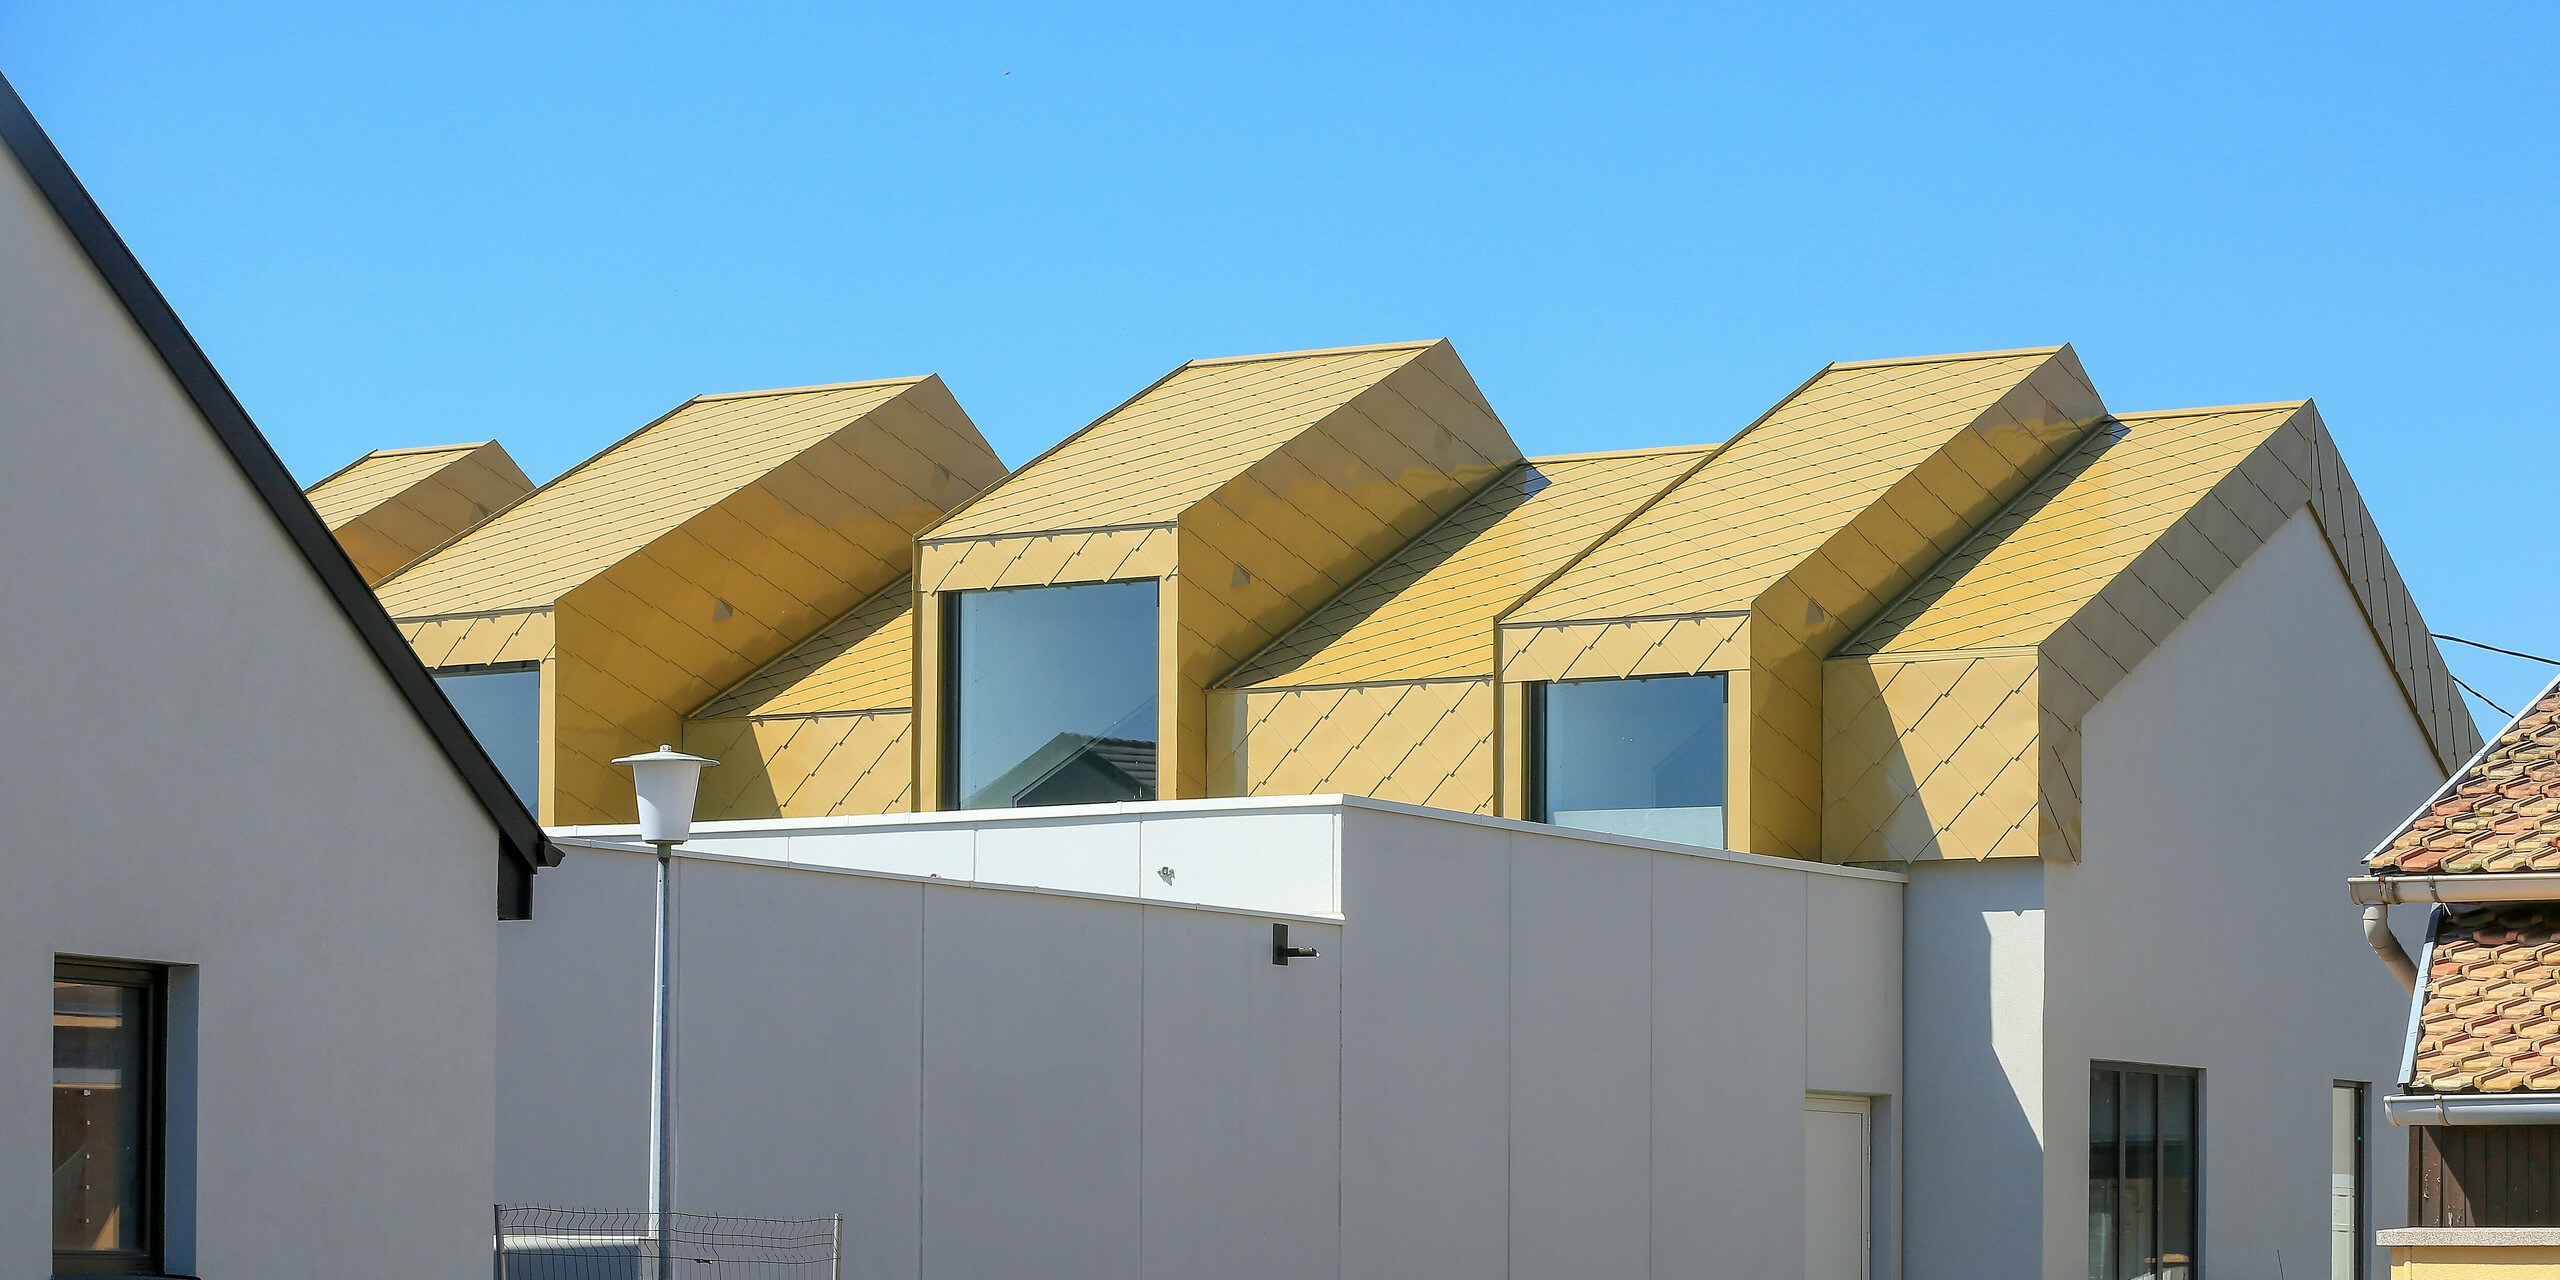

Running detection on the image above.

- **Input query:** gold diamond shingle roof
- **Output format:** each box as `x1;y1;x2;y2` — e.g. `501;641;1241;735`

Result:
2409;903;2560;1093
377;379;968;617
307;444;484;528
1221;447;1709;689
2372;674;2560;875
695;576;914;719
933;342;1473;539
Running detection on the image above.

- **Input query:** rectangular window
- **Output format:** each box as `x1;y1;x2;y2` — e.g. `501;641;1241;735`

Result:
433;662;542;807
2089;1063;2199;1280
2332;1081;2366;1279
54;959;164;1276
949;580;1158;810
1531;672;1727;848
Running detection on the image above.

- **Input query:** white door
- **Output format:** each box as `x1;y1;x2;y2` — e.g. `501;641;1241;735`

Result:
1806;1094;1871;1280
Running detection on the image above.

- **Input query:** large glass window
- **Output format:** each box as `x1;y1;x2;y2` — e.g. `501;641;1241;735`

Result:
950;580;1158;810
2333;1081;2366;1279
2089;1063;2199;1280
54;959;163;1276
433;663;541;807
1532;672;1727;848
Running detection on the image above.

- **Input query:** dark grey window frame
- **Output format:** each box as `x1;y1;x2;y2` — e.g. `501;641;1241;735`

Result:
2090;1060;2204;1280
2334;1079;2367;1280
53;957;169;1278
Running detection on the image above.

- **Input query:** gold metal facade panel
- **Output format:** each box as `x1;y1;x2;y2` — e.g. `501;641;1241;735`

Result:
310;442;534;583
1512;348;2098;625
379;379;943;616
1497;613;1753;683
684;712;913;820
307;446;476;527
401;608;554;669
1823;652;2055;863
1217;680;1494;812
919;526;1176;593
1226;451;1703;689
932;344;1439;539
694;578;913;720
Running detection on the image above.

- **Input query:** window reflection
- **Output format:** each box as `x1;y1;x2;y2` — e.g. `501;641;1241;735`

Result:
434;665;542;807
2089;1064;2199;1280
54;978;149;1258
951;580;1158;809
1534;672;1726;847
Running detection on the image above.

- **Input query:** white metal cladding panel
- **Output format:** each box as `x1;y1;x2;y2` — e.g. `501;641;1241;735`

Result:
666;862;927;1278
1338;810;1514;1279
1138;907;1342;1279
921;885;1145;1279
1507;834;1654;1280
495;844;653;1211
1647;852;1816;1279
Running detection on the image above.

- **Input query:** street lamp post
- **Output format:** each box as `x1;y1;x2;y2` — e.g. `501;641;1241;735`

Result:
613;745;716;1280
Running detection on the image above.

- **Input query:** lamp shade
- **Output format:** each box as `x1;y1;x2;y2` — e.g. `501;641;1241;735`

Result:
612;745;718;844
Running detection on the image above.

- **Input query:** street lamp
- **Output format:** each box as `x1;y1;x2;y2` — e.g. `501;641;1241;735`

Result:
612;745;715;1279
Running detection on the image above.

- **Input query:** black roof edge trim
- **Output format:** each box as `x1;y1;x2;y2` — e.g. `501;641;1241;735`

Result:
0;71;555;892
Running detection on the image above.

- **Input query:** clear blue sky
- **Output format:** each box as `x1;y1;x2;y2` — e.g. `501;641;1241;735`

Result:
7;2;2555;719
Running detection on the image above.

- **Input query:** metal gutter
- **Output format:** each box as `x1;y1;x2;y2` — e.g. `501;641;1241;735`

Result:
2350;873;2560;905
2386;1092;2560;1127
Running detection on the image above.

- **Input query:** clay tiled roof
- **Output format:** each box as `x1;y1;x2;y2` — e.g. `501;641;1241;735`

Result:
2409;904;2560;1093
2371;674;2560;874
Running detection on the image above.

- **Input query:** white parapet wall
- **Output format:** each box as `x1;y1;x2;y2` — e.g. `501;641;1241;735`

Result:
513;795;1903;1280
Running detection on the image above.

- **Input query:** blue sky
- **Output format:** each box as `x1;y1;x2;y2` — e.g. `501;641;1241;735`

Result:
6;1;2556;717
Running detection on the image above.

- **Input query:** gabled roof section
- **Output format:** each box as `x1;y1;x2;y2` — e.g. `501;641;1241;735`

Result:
2407;903;2560;1093
1842;405;2307;658
0;72;547;913
2372;672;2560;874
305;440;532;583
1512;347;2100;626
1222;447;1710;689
929;340;1509;541
694;576;914;719
380;378;991;617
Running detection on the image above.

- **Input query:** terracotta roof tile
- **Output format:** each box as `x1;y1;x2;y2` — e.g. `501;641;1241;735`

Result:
2411;904;2560;1093
2372;675;2560;874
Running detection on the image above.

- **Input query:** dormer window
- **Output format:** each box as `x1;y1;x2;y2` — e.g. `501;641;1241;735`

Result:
949;580;1158;809
1530;672;1727;848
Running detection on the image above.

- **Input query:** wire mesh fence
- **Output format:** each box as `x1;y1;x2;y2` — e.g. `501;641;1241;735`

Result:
494;1205;841;1280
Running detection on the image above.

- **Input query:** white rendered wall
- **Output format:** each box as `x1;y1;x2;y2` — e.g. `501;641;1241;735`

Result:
505;797;1903;1279
1901;509;2451;1280
0;148;502;1274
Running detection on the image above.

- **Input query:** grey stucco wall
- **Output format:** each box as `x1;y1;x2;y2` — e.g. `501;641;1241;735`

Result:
0;144;501;1276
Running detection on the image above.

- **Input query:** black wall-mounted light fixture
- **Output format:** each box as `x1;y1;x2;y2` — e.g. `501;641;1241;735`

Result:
1272;922;1321;966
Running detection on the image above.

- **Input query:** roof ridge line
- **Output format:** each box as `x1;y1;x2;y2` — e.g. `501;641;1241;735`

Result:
1185;339;1440;368
1825;345;2067;371
2115;400;2313;420
693;376;931;402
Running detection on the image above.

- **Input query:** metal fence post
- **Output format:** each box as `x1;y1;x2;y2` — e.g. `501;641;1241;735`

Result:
492;1204;505;1280
831;1213;844;1280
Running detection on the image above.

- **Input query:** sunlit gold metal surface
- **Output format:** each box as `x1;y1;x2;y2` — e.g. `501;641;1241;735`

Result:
1500;347;2107;860
1823;401;2481;863
377;377;1003;823
304;441;532;583
913;340;1520;807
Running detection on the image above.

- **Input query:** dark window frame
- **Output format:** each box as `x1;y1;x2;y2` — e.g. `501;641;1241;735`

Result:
53;957;168;1278
2090;1060;2204;1280
941;579;1160;811
2335;1080;2367;1280
1525;671;1729;833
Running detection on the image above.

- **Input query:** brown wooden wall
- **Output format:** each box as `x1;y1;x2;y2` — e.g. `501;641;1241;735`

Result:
2411;1125;2560;1226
